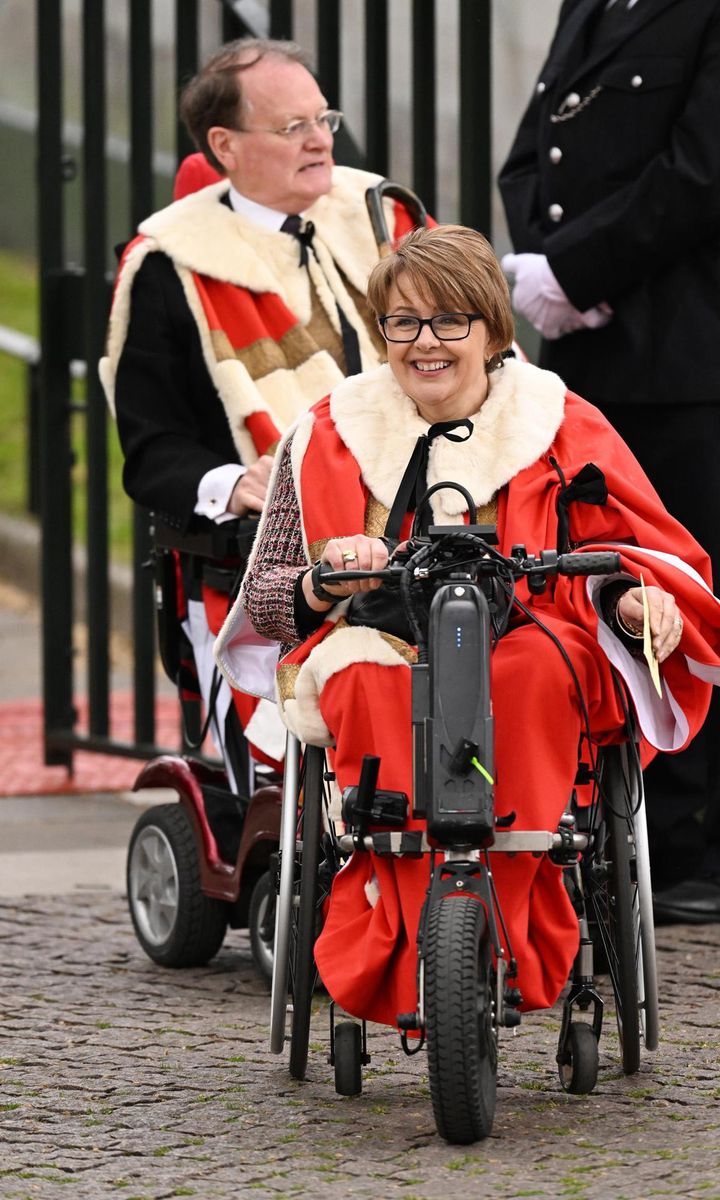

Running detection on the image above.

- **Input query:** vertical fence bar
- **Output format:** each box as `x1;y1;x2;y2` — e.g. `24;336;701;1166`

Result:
364;0;388;176
316;0;341;110
83;0;110;736
129;0;156;746
221;3;246;40
176;0;199;162
37;0;75;767
270;0;294;39
27;362;41;516
411;0;436;213
459;0;491;236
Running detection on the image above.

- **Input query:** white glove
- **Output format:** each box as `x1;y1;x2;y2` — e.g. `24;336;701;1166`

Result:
502;252;613;340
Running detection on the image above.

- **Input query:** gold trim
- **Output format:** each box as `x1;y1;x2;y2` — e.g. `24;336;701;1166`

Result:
476;497;498;526
330;617;416;663
277;662;301;703
307;534;360;563
364;495;389;538
211;324;322;379
237;326;319;379
378;632;418;664
209;328;236;363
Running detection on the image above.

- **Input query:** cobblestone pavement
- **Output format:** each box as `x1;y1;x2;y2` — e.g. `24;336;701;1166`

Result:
1;891;719;1200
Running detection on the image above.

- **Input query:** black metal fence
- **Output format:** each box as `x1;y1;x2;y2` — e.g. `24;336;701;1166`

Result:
36;0;492;771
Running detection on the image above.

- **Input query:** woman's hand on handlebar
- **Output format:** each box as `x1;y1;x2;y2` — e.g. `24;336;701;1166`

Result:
617;585;684;663
303;535;389;610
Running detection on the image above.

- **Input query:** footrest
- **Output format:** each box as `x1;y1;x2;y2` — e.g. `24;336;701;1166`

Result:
337;831;428;856
336;829;588;856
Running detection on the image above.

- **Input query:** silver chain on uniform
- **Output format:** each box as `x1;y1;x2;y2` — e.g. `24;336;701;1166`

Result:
550;85;603;123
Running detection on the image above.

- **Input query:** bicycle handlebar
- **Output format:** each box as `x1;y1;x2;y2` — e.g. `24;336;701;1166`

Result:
318;548;621;588
556;551;621;576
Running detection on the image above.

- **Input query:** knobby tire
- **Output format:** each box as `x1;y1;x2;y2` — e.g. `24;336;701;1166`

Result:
425;894;497;1144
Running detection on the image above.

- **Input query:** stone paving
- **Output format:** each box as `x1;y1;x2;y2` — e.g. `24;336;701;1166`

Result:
1;889;719;1200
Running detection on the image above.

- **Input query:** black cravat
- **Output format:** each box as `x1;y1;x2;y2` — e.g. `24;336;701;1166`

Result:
281;214;315;267
281;213;362;375
385;419;475;540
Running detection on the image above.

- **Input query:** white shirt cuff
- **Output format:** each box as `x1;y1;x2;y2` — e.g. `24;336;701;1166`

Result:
195;464;246;523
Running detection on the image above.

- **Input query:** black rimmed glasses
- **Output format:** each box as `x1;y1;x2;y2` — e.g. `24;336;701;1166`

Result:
233;110;343;139
379;313;485;343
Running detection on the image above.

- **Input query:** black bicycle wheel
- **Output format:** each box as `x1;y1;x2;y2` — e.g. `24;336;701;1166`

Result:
425;895;497;1145
288;746;324;1081
585;750;641;1075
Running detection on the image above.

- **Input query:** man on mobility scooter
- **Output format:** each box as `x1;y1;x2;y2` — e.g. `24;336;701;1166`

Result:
101;36;428;974
216;223;720;1136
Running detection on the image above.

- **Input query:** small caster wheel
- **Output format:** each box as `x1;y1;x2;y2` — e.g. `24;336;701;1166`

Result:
248;870;275;986
334;1021;363;1096
558;1022;599;1095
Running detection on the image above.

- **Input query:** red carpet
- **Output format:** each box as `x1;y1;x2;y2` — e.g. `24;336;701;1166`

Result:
0;694;187;796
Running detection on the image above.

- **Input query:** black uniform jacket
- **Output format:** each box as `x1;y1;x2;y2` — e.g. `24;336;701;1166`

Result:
115;252;241;532
498;0;720;406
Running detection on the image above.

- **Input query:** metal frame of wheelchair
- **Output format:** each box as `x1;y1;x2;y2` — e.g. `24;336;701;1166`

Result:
270;734;658;1142
268;521;660;1145
125;517;283;978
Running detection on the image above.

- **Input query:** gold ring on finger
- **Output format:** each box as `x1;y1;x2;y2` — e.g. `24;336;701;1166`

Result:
342;550;358;563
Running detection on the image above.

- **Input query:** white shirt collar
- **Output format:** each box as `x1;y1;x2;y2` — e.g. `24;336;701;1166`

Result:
227;185;301;232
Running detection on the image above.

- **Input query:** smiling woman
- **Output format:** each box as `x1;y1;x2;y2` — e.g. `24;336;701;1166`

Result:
216;222;720;1035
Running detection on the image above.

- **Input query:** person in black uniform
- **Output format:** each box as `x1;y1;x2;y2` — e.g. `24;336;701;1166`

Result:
499;0;720;922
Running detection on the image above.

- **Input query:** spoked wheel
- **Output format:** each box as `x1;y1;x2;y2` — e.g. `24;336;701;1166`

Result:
425;895;497;1144
288;745;325;1081
334;1021;363;1096
585;745;655;1075
558;1022;599;1094
127;804;227;967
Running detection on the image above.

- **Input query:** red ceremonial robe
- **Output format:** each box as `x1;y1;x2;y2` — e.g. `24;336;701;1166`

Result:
224;360;720;1024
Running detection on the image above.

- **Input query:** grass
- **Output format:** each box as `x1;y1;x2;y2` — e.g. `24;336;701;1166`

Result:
0;247;134;561
0;249;37;519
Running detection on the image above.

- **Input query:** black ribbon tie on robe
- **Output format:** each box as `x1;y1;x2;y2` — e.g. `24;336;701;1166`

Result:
385;418;475;540
552;459;608;553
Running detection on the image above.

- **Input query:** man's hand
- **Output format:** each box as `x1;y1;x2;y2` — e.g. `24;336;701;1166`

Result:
502;252;613;340
228;455;274;516
617;586;684;663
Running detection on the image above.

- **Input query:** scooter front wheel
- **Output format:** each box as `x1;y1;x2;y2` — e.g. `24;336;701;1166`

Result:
425;894;497;1144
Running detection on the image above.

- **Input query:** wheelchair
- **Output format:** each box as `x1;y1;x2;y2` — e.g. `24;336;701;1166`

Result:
269;500;659;1144
125;515;282;980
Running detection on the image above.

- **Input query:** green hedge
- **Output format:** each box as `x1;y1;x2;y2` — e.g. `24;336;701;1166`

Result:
0;248;133;562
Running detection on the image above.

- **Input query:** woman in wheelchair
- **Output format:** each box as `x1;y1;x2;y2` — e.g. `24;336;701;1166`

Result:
226;223;720;1030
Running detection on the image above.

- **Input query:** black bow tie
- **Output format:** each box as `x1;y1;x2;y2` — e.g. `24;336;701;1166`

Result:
281;214;315;266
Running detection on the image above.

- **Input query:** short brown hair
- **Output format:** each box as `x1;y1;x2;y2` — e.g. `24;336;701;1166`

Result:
366;224;514;369
179;38;313;174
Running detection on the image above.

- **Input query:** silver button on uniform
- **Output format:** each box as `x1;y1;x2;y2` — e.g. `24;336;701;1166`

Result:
565;92;581;109
536;80;546;94
549;203;564;222
549;146;562;164
631;74;643;88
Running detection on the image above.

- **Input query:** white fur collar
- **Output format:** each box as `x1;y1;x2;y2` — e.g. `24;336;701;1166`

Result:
329;359;566;519
137;164;385;301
